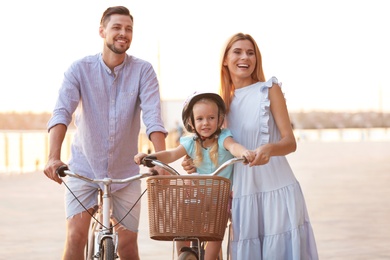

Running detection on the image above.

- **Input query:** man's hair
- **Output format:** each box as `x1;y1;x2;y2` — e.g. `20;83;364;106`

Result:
100;6;133;26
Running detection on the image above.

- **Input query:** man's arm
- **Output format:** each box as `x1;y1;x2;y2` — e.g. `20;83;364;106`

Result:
149;131;166;152
149;131;170;175
43;124;67;184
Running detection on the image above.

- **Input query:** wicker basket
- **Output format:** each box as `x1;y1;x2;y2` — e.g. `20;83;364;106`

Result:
147;175;231;241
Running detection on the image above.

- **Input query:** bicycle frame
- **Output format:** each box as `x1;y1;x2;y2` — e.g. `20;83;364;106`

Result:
90;179;119;259
56;166;157;260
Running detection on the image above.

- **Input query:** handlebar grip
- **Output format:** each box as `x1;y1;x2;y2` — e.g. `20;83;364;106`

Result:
242;156;248;164
56;165;69;177
141;156;157;168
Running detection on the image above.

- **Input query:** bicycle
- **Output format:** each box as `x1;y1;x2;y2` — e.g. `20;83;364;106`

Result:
55;165;158;260
142;156;246;260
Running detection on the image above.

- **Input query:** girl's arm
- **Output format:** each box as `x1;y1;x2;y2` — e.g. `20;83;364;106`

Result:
134;145;188;165
223;137;255;163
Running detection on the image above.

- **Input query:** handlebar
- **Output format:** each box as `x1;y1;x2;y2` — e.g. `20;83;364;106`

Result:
142;156;181;175
55;165;158;185
209;157;246;176
55;156;246;182
56;165;70;177
141;156;247;176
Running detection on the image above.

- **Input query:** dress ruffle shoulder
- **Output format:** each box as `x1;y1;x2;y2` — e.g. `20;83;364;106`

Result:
260;76;282;146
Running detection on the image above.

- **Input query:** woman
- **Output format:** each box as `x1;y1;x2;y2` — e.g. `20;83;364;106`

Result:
222;32;319;259
183;33;318;259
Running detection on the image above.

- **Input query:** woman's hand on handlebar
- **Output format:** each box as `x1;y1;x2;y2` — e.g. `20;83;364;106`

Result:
250;145;271;166
43;158;65;184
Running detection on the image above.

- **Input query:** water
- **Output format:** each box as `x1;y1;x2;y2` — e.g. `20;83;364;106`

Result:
295;128;390;142
0;130;72;173
1;128;389;174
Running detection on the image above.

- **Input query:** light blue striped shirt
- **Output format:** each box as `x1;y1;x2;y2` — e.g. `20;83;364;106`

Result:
48;53;167;191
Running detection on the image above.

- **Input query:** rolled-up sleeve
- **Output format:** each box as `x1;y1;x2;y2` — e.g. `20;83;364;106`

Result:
139;63;167;138
47;63;81;131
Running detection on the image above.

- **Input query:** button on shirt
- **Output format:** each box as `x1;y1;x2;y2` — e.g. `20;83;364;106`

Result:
47;54;167;191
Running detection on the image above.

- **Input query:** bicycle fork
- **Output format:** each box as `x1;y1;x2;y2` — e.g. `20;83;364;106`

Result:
92;183;119;259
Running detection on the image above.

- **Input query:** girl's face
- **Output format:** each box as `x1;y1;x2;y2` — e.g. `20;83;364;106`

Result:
223;39;256;86
192;100;220;139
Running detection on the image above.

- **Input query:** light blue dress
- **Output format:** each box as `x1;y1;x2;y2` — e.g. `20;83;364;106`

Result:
180;128;234;180
228;77;318;259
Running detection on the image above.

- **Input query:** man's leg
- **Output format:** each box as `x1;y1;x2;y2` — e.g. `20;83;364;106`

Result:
63;176;98;260
62;210;93;260
111;180;142;260
116;225;139;260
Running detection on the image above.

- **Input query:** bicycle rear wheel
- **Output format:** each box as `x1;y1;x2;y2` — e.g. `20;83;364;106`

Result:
101;237;115;260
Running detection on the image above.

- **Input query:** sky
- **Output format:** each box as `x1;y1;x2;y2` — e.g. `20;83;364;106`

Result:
0;0;389;113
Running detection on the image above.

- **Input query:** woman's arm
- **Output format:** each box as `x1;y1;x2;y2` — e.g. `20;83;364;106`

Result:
251;83;296;166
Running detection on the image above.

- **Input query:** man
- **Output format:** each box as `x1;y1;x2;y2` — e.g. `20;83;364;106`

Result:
43;6;167;260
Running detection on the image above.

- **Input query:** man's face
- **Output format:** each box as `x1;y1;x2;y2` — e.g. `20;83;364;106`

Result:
100;14;133;54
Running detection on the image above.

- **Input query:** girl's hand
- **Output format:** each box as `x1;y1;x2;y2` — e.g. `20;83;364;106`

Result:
134;153;147;165
241;150;256;164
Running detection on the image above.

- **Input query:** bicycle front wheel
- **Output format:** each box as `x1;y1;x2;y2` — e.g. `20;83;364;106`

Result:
101;237;115;260
85;218;98;260
178;251;198;260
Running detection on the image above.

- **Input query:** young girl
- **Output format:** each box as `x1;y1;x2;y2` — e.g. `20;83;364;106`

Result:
134;92;254;260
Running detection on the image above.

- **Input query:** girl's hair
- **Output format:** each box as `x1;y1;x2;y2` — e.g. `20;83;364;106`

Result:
100;6;133;27
219;33;266;114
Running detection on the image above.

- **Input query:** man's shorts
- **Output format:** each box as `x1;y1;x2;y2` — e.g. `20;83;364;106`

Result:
64;176;142;232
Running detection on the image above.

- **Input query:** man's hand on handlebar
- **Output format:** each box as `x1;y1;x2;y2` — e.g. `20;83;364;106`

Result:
43;158;65;184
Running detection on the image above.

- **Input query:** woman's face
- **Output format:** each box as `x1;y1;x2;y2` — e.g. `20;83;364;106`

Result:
223;39;256;86
192;100;219;139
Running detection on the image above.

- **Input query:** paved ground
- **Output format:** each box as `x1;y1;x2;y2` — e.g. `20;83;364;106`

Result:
0;141;389;260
